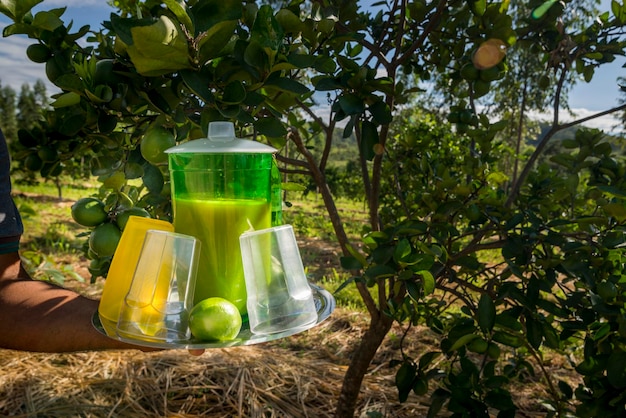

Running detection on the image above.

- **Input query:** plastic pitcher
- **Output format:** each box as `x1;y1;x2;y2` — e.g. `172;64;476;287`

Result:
166;122;281;316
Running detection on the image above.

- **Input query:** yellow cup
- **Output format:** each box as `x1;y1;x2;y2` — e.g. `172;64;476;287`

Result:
97;216;174;334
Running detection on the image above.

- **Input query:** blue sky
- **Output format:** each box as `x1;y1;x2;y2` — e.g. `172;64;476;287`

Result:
0;0;624;132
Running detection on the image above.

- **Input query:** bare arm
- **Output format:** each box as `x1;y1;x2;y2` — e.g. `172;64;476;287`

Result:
0;251;146;352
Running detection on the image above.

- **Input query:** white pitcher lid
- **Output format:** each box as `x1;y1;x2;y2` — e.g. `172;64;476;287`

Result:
165;122;277;154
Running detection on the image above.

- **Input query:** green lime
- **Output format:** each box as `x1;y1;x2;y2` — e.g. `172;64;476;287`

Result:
140;126;175;165
71;197;108;227
115;207;151;230
24;153;43;171
26;44;51;63
37;146;57;162
89;223;122;257
189;297;243;341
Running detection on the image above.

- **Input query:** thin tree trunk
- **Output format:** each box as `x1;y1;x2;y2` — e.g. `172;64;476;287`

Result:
335;313;394;418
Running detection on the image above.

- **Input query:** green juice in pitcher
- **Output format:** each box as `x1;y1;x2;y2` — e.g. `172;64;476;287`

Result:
173;197;271;315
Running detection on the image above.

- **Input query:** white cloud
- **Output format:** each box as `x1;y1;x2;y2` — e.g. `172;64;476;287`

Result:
37;0;106;8
529;107;624;135
0;25;52;93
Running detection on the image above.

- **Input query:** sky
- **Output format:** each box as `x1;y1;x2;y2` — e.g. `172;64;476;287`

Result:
0;0;624;132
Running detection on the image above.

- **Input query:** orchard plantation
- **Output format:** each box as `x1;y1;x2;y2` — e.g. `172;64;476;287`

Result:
4;0;626;417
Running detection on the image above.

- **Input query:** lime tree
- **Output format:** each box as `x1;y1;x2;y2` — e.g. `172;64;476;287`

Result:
188;297;242;341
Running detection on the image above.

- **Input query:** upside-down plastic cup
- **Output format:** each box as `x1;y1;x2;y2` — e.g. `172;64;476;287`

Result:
98;216;175;335
116;230;200;343
239;225;317;335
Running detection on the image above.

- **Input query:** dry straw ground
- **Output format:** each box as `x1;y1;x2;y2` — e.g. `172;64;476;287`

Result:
0;262;567;418
0;305;430;417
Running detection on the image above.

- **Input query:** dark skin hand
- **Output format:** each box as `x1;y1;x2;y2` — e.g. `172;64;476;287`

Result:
0;251;204;355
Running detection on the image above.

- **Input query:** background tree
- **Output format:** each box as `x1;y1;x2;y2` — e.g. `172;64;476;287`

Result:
16;81;46;132
0;81;17;142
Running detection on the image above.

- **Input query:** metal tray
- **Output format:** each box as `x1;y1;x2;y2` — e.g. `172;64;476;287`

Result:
93;283;335;349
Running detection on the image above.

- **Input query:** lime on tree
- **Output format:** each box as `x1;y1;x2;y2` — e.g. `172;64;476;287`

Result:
140;126;175;165
71;197;108;227
115;207;151;230
188;297;242;341
89;222;122;257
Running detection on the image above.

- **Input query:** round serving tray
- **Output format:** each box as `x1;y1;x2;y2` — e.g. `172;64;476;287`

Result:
93;283;335;349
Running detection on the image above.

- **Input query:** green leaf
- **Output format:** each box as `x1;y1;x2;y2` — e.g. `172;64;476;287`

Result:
51;92;81;108
469;0;486;16
558;380;573;400
484;389;516;412
369;100;393;125
449;333;478;352
58;111;86;137
142;163;165;193
197;20;238;63
288;54;316;69
53;74;84;93
428;388;450;418
254;117;287;137
280;181;306;192
275;8;303;33
313;76;342;91
250;4;284;52
607;352;626;388
32;10;63;31
338;93;365;115
395;362;416;403
346;243;368;267
314;56;337;74
531;0;558;19
525;315;544;349
164;0;193;32
364;264;396;279
406;280;421;301
181;69;216;103
334;276;357;294
340;256;363;270
597;185;626;198
222;80;246;104
393;238;412;263
419;271;435;295
264;77;310;95
0;0;42;20
190;0;242;34
602;203;626;222
419;351;440;370
243;39;269;71
360;120;378;161
492;330;524;348
478;293;496;333
126;16;192;76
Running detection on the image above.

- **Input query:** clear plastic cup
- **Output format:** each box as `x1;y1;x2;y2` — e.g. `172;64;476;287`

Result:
239;225;317;335
116;230;200;343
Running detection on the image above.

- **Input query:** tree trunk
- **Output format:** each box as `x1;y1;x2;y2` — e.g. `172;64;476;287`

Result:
335;313;394;418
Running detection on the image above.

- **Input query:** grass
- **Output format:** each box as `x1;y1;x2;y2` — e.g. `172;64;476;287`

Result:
282;194;370;310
